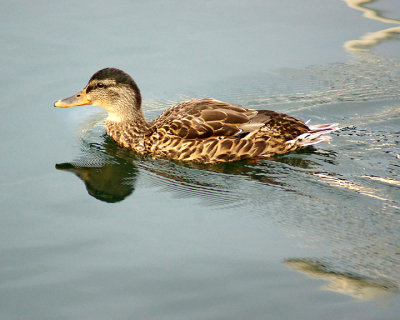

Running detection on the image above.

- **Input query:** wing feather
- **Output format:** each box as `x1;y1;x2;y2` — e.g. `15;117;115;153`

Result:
149;98;308;140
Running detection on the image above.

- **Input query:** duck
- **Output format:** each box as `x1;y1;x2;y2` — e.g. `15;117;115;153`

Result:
54;68;338;163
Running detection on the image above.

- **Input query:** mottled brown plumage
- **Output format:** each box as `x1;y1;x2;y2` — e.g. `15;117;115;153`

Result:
55;68;338;163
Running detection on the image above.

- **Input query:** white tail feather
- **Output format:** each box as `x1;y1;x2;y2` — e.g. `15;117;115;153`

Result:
308;123;339;131
286;123;338;147
301;135;331;146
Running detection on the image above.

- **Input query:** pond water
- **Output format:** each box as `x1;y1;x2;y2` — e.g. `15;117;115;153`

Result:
1;0;400;319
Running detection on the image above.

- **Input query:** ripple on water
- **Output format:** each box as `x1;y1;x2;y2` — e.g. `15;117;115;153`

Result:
56;51;400;298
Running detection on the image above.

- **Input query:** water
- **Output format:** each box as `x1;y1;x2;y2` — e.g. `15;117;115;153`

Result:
1;0;400;319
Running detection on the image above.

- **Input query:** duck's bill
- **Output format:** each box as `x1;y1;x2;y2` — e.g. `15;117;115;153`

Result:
54;90;92;108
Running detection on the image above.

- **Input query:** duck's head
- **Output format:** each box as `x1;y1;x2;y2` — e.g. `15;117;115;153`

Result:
54;68;142;122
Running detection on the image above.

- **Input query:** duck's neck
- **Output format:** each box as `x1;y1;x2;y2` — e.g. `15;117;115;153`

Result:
103;87;151;151
105;114;150;153
106;108;149;129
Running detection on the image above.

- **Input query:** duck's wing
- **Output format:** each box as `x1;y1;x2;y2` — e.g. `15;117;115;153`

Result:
149;98;305;140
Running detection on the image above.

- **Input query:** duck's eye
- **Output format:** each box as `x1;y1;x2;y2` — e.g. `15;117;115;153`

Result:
97;83;105;88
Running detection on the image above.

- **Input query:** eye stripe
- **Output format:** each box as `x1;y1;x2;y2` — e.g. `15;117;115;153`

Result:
86;83;111;93
86;85;94;93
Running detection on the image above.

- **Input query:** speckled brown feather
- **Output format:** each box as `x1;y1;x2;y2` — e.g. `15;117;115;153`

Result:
105;98;323;163
141;99;314;162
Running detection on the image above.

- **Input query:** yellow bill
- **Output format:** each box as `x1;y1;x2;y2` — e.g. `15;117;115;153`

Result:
54;90;91;108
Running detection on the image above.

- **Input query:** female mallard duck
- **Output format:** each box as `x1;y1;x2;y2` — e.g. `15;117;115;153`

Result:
55;68;338;163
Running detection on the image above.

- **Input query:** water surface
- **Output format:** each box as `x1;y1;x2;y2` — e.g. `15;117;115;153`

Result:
1;1;399;319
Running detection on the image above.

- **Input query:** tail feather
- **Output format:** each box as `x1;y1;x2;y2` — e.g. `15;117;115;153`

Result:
308;123;339;131
286;122;339;147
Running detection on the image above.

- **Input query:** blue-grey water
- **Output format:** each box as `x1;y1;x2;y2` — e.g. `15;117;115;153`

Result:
1;0;400;319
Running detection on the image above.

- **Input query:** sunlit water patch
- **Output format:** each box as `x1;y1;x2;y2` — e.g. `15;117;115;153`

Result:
343;0;400;52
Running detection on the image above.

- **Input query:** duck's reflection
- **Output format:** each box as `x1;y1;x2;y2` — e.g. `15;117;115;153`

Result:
56;162;138;203
284;258;398;301
55;135;328;203
56;136;141;202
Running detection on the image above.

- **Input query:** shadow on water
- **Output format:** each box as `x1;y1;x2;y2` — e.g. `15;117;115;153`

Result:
56;133;328;204
284;258;399;301
56;152;138;203
56;129;400;302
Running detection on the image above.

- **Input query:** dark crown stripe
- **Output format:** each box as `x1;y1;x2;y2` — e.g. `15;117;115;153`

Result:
87;68;142;107
89;68;136;87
